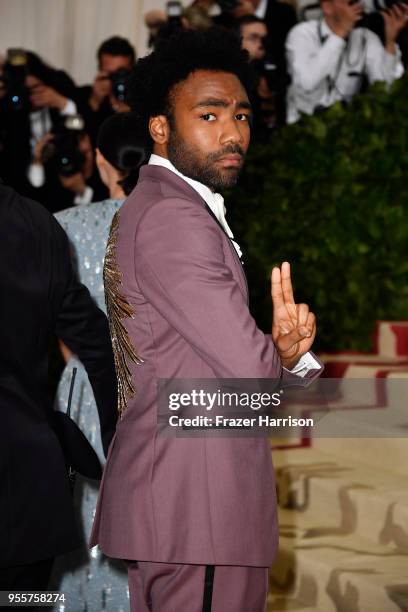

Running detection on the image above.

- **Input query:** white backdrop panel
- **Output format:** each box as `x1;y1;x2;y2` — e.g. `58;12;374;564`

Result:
0;0;165;85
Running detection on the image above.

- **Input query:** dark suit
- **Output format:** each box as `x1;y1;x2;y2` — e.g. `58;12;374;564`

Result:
0;183;117;573
74;85;114;147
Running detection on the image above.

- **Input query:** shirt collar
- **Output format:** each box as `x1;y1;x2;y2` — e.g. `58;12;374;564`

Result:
148;153;227;228
254;0;268;19
149;153;215;206
320;18;336;39
148;154;242;258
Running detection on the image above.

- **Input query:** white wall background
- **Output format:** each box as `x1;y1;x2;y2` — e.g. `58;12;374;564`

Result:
0;0;166;85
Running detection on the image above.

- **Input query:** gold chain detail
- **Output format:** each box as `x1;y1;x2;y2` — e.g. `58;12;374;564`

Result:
104;212;144;417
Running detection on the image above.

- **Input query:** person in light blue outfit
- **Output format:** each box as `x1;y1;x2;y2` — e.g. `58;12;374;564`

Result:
51;113;148;612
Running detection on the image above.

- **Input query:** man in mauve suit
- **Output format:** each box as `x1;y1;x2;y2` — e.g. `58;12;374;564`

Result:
90;29;322;611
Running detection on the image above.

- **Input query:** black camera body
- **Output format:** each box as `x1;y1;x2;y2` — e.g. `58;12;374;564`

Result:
108;68;132;103
41;115;85;177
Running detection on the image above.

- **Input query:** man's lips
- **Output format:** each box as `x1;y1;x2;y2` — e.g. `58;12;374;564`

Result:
215;155;243;168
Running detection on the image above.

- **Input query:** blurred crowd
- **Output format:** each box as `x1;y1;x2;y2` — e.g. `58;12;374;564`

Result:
1;0;407;213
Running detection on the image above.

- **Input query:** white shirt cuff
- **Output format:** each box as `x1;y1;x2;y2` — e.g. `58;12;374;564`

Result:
61;99;77;116
27;162;45;187
284;352;321;378
74;185;93;206
384;45;404;79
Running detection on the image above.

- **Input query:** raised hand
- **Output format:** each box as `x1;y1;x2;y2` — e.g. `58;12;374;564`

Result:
271;262;316;370
29;84;68;110
89;71;112;110
382;3;408;52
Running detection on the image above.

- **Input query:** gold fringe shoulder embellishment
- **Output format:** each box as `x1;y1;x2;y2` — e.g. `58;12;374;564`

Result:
104;211;144;417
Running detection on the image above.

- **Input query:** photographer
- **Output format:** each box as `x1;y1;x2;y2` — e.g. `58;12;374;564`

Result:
235;15;289;132
76;36;136;144
28;116;106;209
214;0;297;67
285;0;407;123
0;50;80;205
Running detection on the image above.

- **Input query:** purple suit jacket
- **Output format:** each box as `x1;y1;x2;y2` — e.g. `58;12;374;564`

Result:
90;164;321;566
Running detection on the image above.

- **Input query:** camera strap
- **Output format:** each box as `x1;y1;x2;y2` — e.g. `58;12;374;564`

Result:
318;20;367;96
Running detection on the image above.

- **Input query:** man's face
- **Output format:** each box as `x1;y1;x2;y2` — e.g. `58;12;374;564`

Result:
241;22;268;60
161;70;251;192
323;0;362;21
99;53;133;74
25;74;44;109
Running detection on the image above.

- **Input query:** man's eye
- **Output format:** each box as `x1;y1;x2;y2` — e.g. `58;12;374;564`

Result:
201;113;216;121
236;114;250;121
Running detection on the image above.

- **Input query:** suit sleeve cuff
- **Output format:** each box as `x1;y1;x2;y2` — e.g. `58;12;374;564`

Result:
384;45;404;78
27;162;45;187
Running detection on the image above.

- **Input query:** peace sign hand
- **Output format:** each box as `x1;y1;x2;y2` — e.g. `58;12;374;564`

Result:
271;262;316;370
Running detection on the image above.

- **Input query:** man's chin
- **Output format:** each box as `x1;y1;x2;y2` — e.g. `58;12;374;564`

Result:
216;168;241;190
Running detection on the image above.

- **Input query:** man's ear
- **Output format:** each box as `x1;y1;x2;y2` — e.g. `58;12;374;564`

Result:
149;115;170;145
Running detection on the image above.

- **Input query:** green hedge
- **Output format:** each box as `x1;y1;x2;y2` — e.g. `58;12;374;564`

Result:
229;75;408;352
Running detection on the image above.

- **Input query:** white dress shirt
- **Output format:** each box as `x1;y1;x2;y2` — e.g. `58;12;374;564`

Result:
254;0;268;19
148;154;320;377
148;154;243;258
286;18;404;123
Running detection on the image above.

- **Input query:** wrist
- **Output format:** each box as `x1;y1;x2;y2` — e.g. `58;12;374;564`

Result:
76;183;86;196
385;40;397;54
55;94;68;110
280;355;300;371
89;93;102;110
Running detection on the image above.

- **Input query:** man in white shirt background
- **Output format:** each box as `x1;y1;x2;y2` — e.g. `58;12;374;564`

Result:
285;0;408;123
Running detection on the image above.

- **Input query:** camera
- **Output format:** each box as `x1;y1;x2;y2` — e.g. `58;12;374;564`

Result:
0;49;29;111
166;0;183;20
108;68;132;103
41;115;86;177
362;0;407;9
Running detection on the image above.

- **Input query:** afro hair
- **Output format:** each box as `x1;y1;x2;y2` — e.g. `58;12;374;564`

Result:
127;27;254;128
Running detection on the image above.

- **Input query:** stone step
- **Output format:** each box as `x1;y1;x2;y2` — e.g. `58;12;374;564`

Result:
268;508;408;612
312;369;408;475
271;446;408;548
268;603;323;611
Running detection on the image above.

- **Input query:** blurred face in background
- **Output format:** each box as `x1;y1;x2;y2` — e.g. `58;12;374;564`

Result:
98;53;133;74
322;0;363;23
240;22;268;60
97;53;134;99
25;74;44;109
232;0;259;18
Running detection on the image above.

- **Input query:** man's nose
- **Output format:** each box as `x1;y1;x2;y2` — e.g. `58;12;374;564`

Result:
220;118;245;146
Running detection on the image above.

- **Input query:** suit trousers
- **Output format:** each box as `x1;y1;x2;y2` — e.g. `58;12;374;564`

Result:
127;561;268;612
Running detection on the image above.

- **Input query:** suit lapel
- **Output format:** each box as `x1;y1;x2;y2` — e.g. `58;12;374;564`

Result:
139;165;249;302
204;204;249;303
